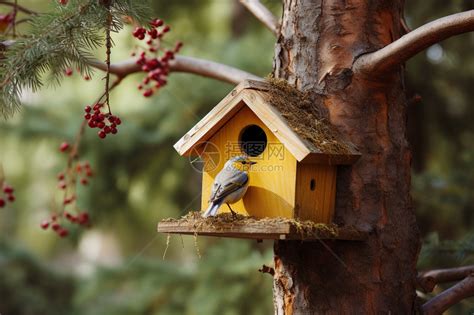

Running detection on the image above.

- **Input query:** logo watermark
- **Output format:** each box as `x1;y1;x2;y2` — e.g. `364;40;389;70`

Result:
189;141;286;174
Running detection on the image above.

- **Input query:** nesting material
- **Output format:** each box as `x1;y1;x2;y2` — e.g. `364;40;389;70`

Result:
158;212;367;241
264;78;355;155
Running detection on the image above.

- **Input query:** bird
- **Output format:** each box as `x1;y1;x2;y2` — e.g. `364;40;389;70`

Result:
202;155;256;218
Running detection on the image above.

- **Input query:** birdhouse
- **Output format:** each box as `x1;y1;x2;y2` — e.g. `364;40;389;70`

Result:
173;80;360;224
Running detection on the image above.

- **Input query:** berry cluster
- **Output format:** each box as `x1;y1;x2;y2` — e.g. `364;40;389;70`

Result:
41;141;93;238
57;161;93;191
84;103;121;139
40;211;90;238
0;183;15;208
132;19;183;98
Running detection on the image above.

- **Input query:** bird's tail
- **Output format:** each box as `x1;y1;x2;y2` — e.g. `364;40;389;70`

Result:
202;201;222;218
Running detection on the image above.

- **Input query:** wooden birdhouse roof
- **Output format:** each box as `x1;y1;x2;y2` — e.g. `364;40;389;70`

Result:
174;80;360;164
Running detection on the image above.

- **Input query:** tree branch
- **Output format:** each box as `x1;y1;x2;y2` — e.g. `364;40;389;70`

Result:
88;55;262;85
354;10;474;75
239;0;278;36
421;274;474;315
0;0;37;15
417;265;474;293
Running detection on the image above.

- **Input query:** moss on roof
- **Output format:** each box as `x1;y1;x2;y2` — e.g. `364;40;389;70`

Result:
262;78;357;155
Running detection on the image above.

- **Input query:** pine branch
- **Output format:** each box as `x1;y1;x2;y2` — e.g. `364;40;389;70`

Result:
0;0;153;118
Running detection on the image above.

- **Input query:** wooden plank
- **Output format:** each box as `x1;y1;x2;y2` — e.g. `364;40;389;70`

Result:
157;216;368;241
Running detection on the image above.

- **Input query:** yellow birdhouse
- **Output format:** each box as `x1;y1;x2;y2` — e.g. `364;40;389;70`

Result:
173;80;360;224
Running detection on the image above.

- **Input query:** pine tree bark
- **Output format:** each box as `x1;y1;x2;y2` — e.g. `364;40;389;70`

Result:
272;0;421;313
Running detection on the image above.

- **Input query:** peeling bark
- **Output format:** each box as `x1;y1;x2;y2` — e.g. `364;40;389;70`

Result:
272;0;421;313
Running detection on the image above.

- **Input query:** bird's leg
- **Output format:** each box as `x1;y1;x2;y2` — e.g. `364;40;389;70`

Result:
226;203;237;218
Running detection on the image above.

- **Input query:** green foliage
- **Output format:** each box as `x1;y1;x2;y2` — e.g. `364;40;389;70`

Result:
0;240;75;315
0;0;151;118
74;240;273;315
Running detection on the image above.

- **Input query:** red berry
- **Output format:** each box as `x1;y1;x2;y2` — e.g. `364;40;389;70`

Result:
0;198;5;208
57;173;65;180
88;120;97;128
151;19;163;27
59;0;68;5
52;222;61;231
7;194;15;202
58;181;67;189
86;170;94;177
40;220;50;230
163;25;170;33
148;28;158;39
143;89;153;97
84;75;91;81
59;142;70;152
65;212;73;220
98;131;106;139
111;127;118;135
65;68;73;76
3;185;14;194
78;212;89;224
97;122;105;129
85;106;92;113
85;113;91;120
115;118;122;125
80;178;88;185
58;229;69;237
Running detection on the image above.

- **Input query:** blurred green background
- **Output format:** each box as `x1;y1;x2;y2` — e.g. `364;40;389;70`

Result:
0;1;473;314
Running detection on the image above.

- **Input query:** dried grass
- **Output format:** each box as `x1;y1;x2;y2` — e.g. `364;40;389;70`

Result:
162;211;341;239
263;78;355;155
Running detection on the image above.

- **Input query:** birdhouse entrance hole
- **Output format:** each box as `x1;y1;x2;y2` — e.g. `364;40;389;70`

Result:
239;124;267;157
310;179;316;191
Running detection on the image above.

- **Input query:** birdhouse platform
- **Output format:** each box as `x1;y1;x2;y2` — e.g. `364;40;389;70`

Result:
157;212;368;241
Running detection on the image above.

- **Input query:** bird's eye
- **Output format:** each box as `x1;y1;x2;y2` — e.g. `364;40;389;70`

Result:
241;161;247;164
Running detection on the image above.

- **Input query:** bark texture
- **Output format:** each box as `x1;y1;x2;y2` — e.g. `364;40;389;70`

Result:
272;0;421;313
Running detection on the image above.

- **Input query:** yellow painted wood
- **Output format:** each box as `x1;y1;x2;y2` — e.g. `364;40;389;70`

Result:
201;106;297;218
295;164;337;223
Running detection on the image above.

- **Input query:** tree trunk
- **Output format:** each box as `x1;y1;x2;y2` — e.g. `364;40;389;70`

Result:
272;1;421;313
